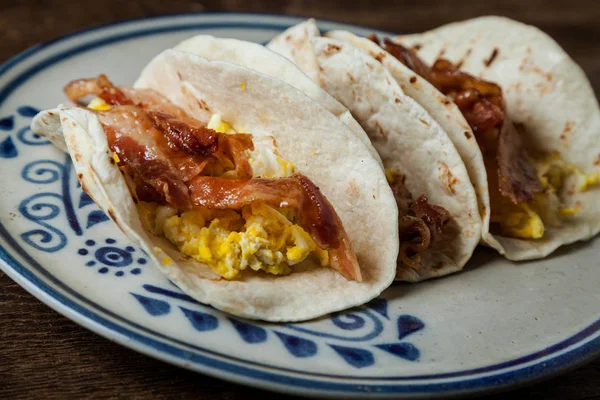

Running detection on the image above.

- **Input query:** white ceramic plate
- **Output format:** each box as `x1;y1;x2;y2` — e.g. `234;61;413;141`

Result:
1;12;599;399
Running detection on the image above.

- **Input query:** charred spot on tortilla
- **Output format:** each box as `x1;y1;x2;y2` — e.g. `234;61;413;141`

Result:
345;179;360;198
594;154;600;166
395;98;402;104
374;52;385;62
454;49;472;70
439;162;458;195
419;118;429;127
560;121;575;147
176;72;183;81
346;72;356;83
464;131;472;139
366;62;375;71
107;209;117;222
436;48;446;59
324;43;341;55
80;181;89;196
442;98;451;106
412;43;422;51
484;48;499;67
373;121;388;141
109;157;115;165
409;76;417;84
197;99;210;112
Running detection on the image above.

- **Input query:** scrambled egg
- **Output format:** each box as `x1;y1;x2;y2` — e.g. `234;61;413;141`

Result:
385;168;396;183
492;153;598;239
207;114;236;134
248;136;296;178
88;97;111;111
140;202;328;280
135;114;322;280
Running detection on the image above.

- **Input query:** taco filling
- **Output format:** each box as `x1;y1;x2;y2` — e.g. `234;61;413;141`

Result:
65;75;360;281
385;169;449;270
372;37;598;240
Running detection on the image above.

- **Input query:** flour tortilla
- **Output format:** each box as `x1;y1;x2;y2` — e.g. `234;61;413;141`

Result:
395;16;600;260
31;49;399;321
174;35;381;166
268;21;482;281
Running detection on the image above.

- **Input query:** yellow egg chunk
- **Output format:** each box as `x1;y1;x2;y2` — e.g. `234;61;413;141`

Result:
495;203;544;239
207;114;236;134
384;168;395;183
158;203;328;280
493;153;598;239
88;97;111;111
559;207;580;216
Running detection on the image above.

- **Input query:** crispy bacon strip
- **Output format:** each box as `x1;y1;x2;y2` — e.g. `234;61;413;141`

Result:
188;174;361;281
65;75;254;178
378;38;543;204
147;110;219;156
388;173;449;270
99;106;199;209
65;74;132;106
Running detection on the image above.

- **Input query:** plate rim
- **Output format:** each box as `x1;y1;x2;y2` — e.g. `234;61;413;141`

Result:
1;11;599;398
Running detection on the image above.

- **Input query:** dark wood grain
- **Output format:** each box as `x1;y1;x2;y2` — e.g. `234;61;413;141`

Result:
1;1;600;399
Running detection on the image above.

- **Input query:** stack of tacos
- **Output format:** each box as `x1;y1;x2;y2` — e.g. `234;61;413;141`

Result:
268;16;600;263
31;15;600;322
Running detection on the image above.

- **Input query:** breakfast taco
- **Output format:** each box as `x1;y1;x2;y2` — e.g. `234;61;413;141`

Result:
268;20;482;282
31;49;399;321
340;16;600;260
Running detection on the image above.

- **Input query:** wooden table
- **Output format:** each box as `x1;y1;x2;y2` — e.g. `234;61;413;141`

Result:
1;1;599;398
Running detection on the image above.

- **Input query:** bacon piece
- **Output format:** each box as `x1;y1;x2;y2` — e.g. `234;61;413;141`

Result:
388;173;450;270
145;111;253;177
65;75;255;178
65;74;132;106
380;38;431;79
188;174;361;281
148;111;219;156
380;39;543;204
99;106;197;209
497;120;544;203
411;195;450;242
